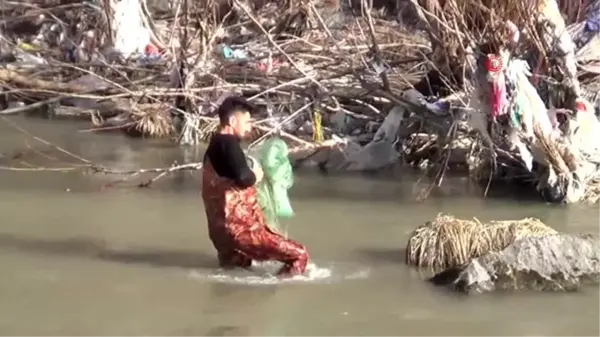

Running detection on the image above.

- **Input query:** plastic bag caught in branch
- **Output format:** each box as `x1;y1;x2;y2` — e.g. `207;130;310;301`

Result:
110;0;150;58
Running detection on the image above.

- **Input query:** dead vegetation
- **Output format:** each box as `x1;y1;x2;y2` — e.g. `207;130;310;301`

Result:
0;0;430;141
0;0;598;202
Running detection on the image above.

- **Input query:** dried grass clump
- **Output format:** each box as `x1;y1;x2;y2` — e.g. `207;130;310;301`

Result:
129;105;174;139
178;113;219;145
405;213;557;270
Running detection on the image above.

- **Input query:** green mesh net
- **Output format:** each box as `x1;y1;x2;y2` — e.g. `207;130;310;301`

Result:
248;138;295;236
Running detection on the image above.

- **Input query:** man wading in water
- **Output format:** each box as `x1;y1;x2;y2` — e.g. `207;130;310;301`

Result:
202;96;309;277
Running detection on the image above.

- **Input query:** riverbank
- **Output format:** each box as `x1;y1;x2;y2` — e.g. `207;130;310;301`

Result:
0;114;558;203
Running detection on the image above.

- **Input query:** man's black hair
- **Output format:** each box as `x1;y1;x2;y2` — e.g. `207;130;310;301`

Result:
216;96;255;125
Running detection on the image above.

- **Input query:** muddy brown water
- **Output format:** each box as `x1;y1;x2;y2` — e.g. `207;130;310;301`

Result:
0;116;598;335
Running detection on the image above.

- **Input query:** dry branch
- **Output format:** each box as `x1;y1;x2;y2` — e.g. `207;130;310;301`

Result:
0;0;598;204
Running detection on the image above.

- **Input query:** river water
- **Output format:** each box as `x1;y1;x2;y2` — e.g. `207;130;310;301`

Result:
0;116;598;335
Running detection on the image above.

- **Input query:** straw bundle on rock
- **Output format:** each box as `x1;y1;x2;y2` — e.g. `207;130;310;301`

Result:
405;213;557;270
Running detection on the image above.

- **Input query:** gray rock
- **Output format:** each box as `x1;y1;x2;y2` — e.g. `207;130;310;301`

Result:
430;234;600;294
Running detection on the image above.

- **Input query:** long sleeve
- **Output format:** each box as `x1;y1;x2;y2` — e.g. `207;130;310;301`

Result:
205;134;257;188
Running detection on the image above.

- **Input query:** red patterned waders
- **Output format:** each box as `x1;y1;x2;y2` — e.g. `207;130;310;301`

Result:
201;160;308;276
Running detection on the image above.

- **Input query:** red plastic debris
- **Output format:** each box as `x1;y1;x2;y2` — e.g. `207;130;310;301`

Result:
256;59;280;72
485;54;503;73
575;99;588;112
144;43;160;56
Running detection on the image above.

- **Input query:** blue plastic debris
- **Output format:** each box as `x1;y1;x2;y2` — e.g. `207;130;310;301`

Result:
222;45;247;60
222;45;234;59
139;54;161;64
585;0;600;32
65;46;77;63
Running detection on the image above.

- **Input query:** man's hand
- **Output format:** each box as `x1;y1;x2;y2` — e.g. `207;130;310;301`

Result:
252;164;264;183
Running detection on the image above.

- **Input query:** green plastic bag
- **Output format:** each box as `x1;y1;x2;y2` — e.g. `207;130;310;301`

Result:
248;138;295;236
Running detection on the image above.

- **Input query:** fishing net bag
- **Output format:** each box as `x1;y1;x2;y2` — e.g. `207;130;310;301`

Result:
248;138;295;236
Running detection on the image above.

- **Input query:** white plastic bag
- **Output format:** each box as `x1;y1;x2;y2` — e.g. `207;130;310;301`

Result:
112;0;150;58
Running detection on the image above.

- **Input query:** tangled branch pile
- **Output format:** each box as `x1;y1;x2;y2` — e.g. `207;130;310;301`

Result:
405;213;557;270
1;0;599;203
0;0;431;143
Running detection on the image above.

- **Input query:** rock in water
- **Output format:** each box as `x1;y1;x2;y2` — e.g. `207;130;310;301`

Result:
429;234;600;294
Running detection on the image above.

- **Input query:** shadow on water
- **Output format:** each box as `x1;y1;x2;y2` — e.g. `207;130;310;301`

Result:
0;233;218;270
289;166;550;204
354;247;406;264
170;325;249;336
202;326;250;336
